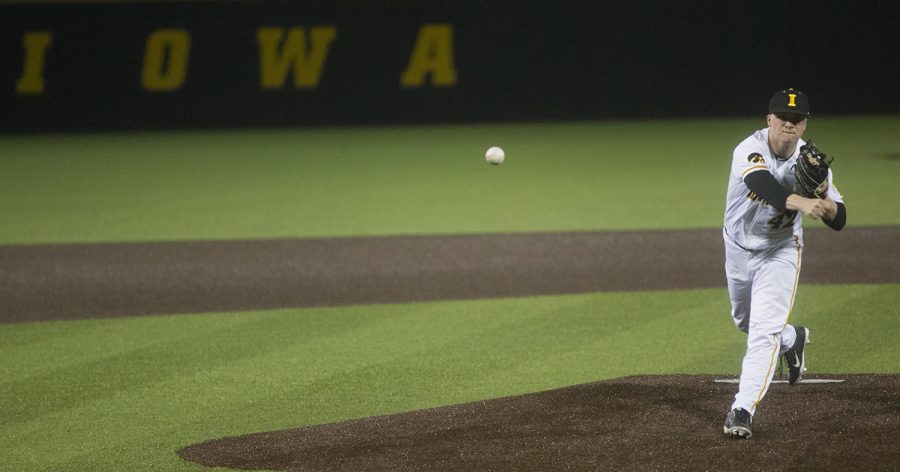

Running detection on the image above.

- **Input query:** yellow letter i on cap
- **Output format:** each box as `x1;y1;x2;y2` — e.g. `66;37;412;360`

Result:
788;93;797;107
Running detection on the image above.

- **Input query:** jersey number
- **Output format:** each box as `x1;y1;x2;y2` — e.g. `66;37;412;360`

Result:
768;211;797;230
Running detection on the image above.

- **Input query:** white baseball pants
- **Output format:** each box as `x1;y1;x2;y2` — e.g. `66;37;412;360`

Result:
723;229;801;415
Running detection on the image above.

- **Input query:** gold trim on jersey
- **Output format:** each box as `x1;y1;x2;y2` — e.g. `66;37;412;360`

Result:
741;166;768;178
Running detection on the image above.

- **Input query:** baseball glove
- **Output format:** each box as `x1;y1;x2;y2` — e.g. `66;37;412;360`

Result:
794;140;833;198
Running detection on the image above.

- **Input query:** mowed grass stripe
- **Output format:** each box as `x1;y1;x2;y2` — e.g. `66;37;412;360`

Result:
799;284;900;372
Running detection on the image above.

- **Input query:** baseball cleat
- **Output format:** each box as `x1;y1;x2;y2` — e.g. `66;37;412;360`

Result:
784;326;810;385
723;408;753;439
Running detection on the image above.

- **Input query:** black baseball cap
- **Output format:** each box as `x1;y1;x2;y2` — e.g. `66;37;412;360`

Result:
769;88;810;115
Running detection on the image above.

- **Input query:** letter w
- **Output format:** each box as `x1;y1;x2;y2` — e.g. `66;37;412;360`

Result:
257;27;336;89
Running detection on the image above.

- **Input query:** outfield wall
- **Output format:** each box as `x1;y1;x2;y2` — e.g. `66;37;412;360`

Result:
2;0;899;132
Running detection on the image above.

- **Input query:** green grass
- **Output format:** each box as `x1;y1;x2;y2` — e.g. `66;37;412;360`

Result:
2;116;899;245
2;284;898;471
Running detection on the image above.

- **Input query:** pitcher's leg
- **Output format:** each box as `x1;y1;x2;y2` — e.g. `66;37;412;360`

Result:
724;230;752;333
732;332;780;414
732;239;802;414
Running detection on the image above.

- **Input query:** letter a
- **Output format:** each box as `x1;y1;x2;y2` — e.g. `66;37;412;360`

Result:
401;24;457;87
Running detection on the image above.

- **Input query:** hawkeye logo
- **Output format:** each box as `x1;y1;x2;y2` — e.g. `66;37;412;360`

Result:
747;153;765;164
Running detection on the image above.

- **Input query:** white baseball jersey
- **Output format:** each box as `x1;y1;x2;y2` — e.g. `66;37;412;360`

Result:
724;128;844;251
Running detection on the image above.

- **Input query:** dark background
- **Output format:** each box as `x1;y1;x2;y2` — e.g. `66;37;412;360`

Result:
2;0;899;133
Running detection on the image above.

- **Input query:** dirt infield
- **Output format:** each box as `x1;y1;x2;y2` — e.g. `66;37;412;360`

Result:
2;227;899;323
178;374;900;471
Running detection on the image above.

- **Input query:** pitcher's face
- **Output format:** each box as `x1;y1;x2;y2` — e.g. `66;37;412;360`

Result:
767;112;807;148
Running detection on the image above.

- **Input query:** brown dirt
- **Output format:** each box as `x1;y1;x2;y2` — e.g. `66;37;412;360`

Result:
3;226;899;470
178;374;900;471
2;227;898;323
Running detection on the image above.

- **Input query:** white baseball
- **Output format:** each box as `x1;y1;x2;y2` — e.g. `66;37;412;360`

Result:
485;146;505;165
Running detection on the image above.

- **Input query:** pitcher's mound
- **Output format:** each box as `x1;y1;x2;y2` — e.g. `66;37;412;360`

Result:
178;374;900;471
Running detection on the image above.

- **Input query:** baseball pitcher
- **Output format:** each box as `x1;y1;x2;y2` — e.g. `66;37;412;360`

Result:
722;88;847;438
